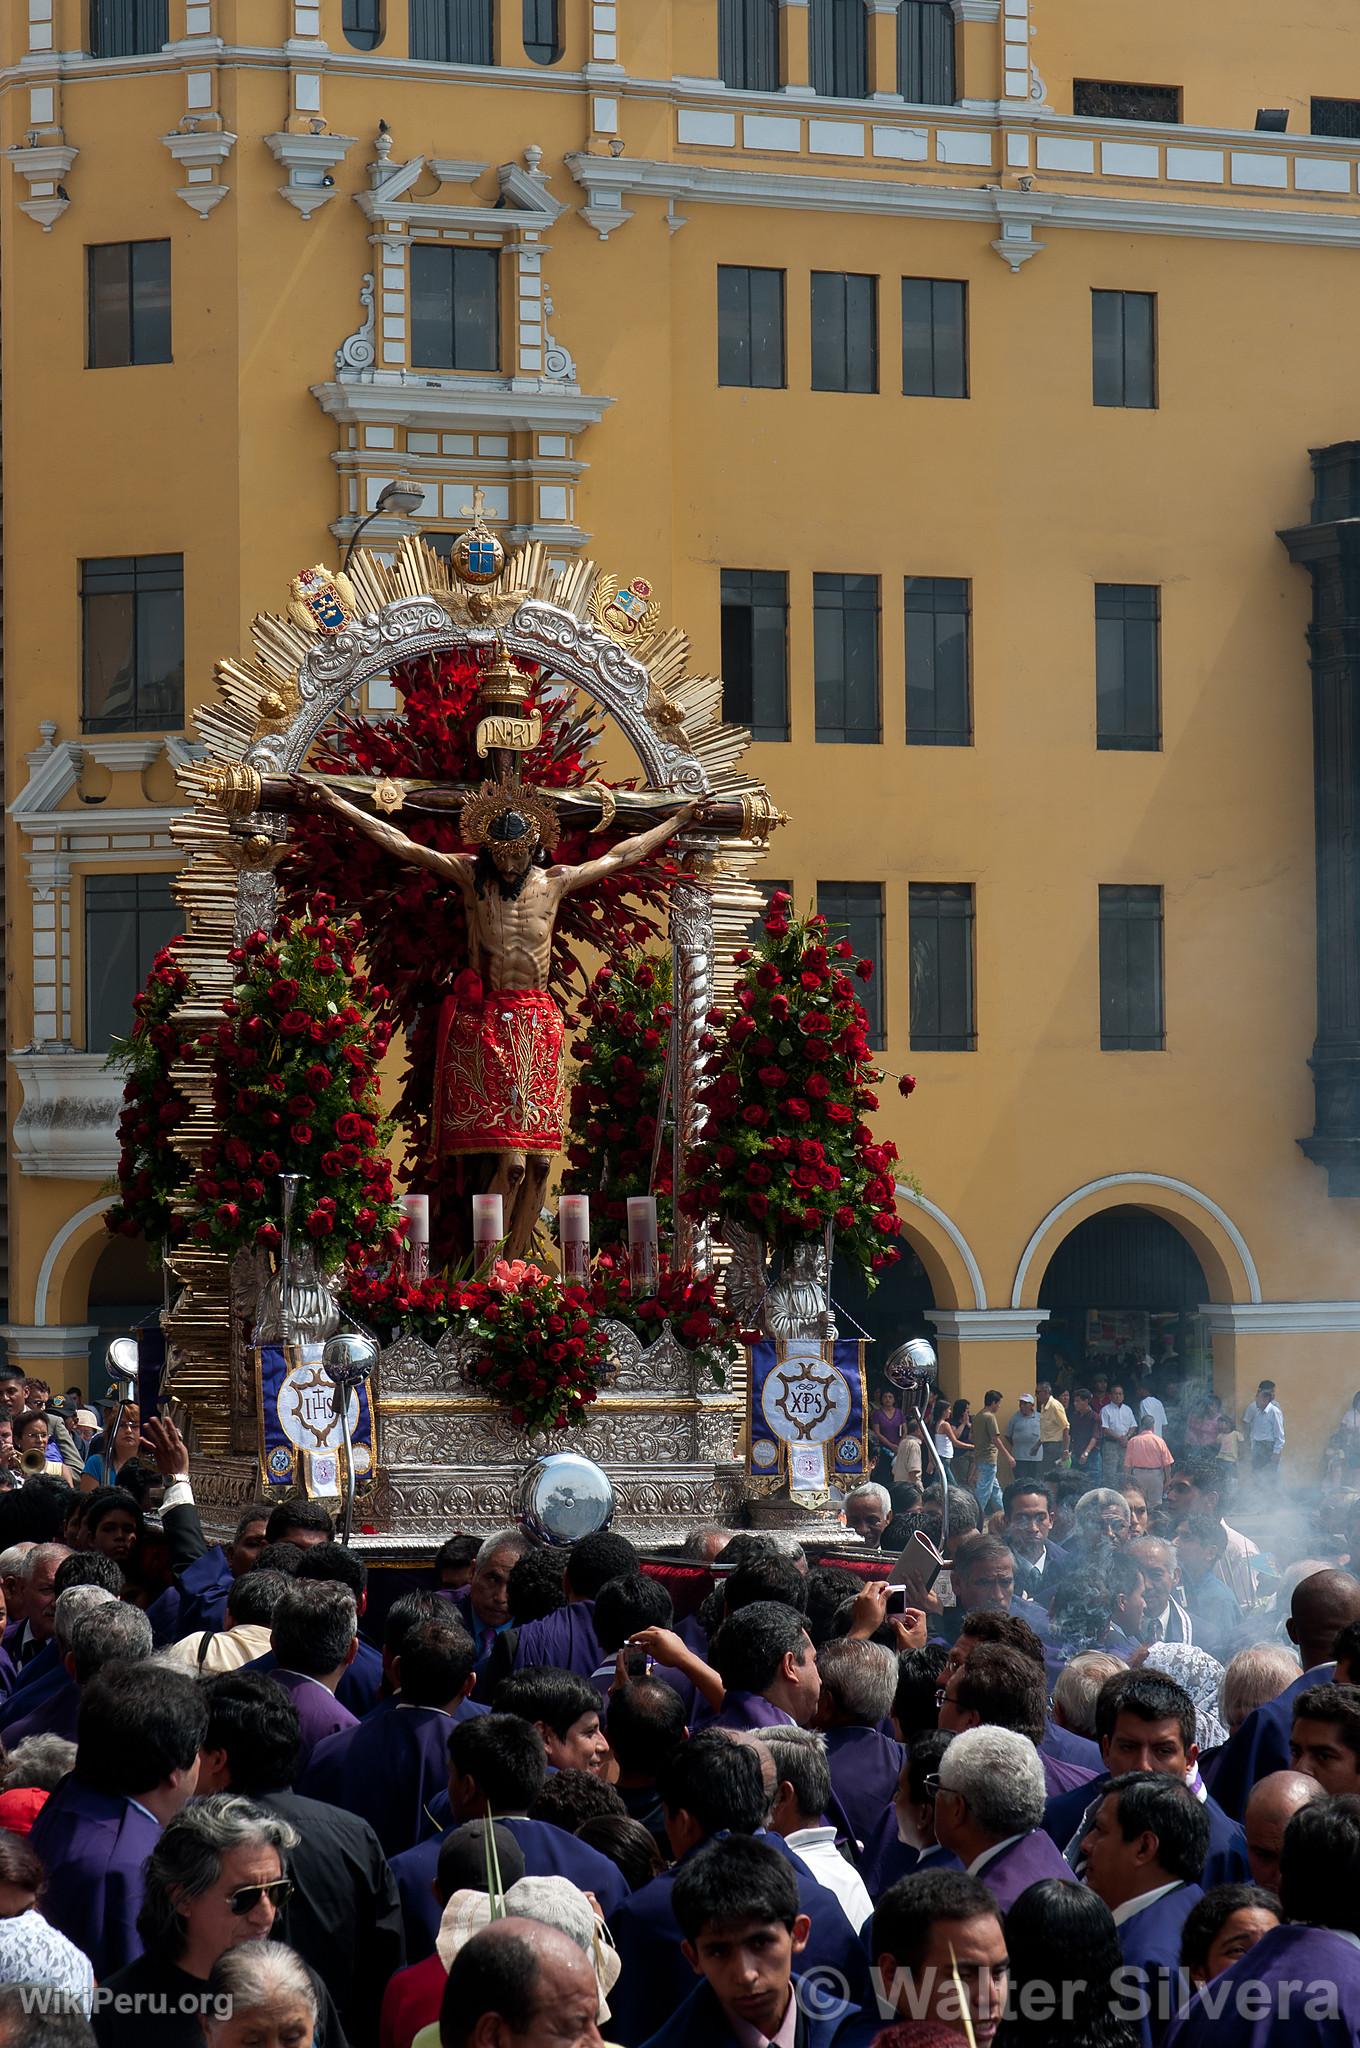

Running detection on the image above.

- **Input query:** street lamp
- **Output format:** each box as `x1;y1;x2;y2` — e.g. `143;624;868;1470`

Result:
342;475;425;571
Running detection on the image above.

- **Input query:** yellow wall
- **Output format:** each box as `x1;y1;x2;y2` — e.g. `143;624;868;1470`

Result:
4;0;1360;1458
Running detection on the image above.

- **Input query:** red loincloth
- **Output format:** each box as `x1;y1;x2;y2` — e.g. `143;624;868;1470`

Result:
431;982;565;1158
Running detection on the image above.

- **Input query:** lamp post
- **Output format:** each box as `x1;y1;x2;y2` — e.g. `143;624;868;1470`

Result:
342;476;425;571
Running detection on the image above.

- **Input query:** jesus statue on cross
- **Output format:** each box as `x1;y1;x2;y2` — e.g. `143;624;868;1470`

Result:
289;769;698;1255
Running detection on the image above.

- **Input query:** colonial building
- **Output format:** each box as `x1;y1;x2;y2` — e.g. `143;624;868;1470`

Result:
4;0;1360;1460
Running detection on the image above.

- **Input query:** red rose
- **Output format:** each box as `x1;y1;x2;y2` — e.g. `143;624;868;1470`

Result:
834;1205;856;1230
255;1222;281;1250
800;972;826;992
744;1162;772;1186
290;1122;314;1147
305;1063;330;1093
856;958;874;980
826;1102;853;1124
742;1105;768;1127
785;1098;811;1122
756;1066;786;1089
258;1151;280;1174
874;1210;899;1234
763;918;790;938
747;1194;770;1219
806;1073;832;1099
769;994;790;1022
801;1207;823;1231
834;939;854;959
335;1112;364;1141
279;1010;309;1036
899;1074;917;1097
797;1139;824;1165
755;965;781;988
355;1207;377;1232
215;1202;240;1228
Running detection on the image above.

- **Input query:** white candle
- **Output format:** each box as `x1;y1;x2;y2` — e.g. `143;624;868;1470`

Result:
559;1195;590;1284
401;1194;430;1282
472;1193;504;1261
627;1195;659;1297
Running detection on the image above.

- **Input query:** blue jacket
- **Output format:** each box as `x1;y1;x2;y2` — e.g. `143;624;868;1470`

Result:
1044;1774;1248;1888
640;1974;867;2048
391;1812;629;1957
1205;1664;1333;1820
1117;1882;1204;2048
300;1697;483;1858
824;1724;905;1851
30;1777;161;1978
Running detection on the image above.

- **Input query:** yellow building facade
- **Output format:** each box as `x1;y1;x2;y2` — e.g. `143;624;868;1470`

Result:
4;0;1360;1466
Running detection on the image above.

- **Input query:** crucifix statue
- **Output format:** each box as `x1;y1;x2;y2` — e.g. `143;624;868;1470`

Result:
287;767;698;1255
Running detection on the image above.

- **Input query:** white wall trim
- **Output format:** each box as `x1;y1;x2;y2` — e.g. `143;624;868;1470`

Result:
1010;1174;1263;1309
34;1197;112;1327
932;1310;1047;1342
899;1184;987;1310
1200;1302;1360;1335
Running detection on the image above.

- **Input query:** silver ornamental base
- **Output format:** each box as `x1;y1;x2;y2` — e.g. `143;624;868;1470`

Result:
190;1315;749;1549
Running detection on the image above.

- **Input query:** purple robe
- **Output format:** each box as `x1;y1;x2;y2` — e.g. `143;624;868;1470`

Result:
860;1813;959;1898
1042;1718;1104;1772
1206;1663;1334;1820
29;1776;161;1977
971;1826;1075;1912
263;1667;358;1775
145;1542;235;1647
1117;1882;1204;2048
640;1972;866;2048
1044;1774;1248;1889
1165;1923;1360;2048
0;1639;60;1731
335;1636;384;1718
709;1690;795;1731
824;1724;906;1851
610;1832;872;2048
3;1674;80;1746
1042;1750;1098;1799
299;1701;469;1858
510;1601;602;1678
391;1812;629;1958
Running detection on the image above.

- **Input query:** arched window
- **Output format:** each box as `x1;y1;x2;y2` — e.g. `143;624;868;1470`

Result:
523;0;562;62
810;0;867;100
718;0;779;91
899;0;956;104
343;0;384;49
89;0;167;57
409;0;494;62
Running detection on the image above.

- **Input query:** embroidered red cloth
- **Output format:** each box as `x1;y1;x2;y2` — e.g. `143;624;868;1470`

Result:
432;986;565;1156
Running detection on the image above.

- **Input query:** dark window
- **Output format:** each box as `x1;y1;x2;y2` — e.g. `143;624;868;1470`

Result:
1310;98;1360;139
810;0;867;98
87;242;171;369
814;574;880;744
523;0;561;61
818;882;886;1046
902;278;968;398
1099;885;1164;1049
343;0;384;47
81;556;184;734
899;0;955;103
85;873;181;1054
1092;290;1156;409
721;570;789;740
719;0;779;89
905;577;971;745
909;884;975;1051
1073;80;1181;121
410;246;500;370
89;0;167;56
811;273;878;393
409;0;493;62
1096;583;1160;751
717;266;786;388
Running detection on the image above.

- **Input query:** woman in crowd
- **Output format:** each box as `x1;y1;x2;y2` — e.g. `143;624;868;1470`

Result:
870;1387;906;1485
202;1941;318;2048
79;1404;141;1491
998;1879;1138;2048
934;1399;973;1481
1178;1884;1280;1988
14;1414;67;1482
0;1831;93;2012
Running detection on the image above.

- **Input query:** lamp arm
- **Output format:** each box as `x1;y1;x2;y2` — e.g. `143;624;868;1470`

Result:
342;506;385;574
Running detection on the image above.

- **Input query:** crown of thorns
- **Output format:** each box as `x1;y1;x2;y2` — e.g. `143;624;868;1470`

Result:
460;774;560;852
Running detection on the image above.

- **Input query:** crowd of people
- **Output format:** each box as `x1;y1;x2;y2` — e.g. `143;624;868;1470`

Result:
0;1363;1357;2047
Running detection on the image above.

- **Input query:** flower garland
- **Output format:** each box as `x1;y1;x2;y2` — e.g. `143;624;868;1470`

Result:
682;892;904;1282
590;1253;744;1388
561;952;673;1244
103;943;194;1254
279;652;675;1268
458;1260;610;1433
190;912;402;1271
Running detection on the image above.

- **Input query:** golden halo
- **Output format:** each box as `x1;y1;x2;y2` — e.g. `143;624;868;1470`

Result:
459;773;561;853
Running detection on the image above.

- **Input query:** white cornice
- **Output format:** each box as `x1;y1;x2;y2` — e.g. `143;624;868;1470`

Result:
563;154;1360;248
1200;1302;1360;1334
931;1310;1048;1342
311;379;613;434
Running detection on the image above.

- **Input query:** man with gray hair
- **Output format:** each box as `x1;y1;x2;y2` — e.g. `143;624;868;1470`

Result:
756;1724;874;1931
844;1482;892;1545
3;1591;150;1746
932;1724;1073;1910
681;1525;735;1563
447;1528;532;1663
6;1542;72;1673
1052;1650;1128;1740
815;1637;904;1851
1130;1536;1193;1645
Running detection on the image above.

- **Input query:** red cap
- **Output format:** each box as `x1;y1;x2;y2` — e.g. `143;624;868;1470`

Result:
0;1788;48;1836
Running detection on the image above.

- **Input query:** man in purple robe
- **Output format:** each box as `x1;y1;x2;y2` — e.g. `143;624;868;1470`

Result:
933;1723;1074;1913
0;1542;71;1717
815;1638;906;1851
1081;1772;1209;2046
1208;1568;1360;1818
4;1593;152;1748
139;1418;271;1645
939;1638;1098;1804
30;1662;205;1976
390;1712;628;1957
300;1615;479;1856
441;1528;530;1672
485;1528;641;1686
1044;1669;1248;1888
288;1540;386;1717
707;1601;822;1732
930;1535;1056;1656
242;1579;358;1776
1167;1792;1360;2048
861;1731;963;1898
609;1729;872;2047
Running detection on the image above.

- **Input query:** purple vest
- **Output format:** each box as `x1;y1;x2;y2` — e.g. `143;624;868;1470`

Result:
972;1826;1075;1912
300;1702;456;1858
709;1690;795;1731
30;1777;162;1977
511;1602;602;1679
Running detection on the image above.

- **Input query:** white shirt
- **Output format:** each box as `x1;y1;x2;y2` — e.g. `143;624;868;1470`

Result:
785;1827;874;1931
1244;1400;1286;1451
162;1621;275;1675
1111;1880;1188;1928
1139;1394;1168;1437
1101;1403;1137;1439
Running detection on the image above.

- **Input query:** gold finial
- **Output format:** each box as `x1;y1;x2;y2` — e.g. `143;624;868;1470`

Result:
449;485;507;587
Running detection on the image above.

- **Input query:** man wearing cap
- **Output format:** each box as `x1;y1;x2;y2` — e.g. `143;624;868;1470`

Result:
1243;1380;1285;1480
1005;1393;1043;1472
292;768;698;1255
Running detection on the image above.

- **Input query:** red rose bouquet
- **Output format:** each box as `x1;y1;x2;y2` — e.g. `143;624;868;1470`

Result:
457;1258;611;1433
189;911;402;1271
682;893;903;1282
103;942;194;1254
561;951;673;1243
590;1251;744;1387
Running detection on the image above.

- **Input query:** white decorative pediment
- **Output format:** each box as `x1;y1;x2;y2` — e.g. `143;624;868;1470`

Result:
10;1052;126;1180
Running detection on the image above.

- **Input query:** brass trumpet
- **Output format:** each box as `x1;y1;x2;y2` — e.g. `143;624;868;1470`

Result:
19;1449;48;1477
